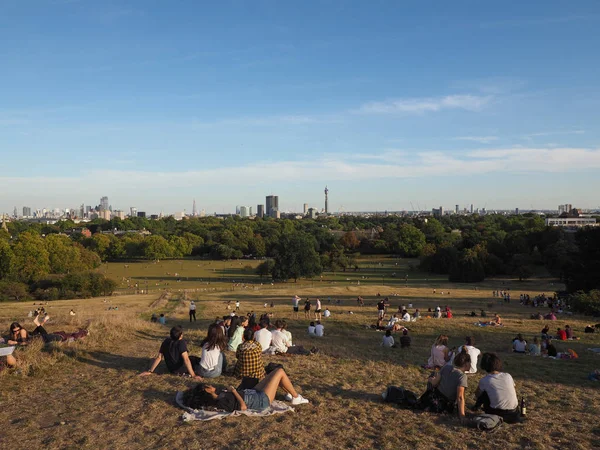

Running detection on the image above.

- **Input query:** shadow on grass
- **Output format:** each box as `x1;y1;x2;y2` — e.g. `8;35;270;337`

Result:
76;351;157;373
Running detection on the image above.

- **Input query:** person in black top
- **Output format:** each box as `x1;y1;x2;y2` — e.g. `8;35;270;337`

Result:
377;300;386;319
139;326;202;379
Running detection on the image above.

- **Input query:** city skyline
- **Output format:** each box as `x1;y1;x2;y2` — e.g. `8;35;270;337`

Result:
1;2;600;212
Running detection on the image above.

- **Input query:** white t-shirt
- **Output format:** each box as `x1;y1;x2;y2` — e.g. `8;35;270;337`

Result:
283;329;293;346
308;326;316;335
316;299;322;310
478;372;518;410
457;345;481;373
323;309;331;318
315;324;324;337
270;330;289;353
189;303;196;311
200;344;221;371
402;313;411;321
513;339;527;352
382;335;395;347
387;316;399;328
292;296;299;307
253;328;272;353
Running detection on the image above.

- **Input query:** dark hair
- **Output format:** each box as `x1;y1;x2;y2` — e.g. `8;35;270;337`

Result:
310;322;315;327
243;327;254;341
480;352;503;373
201;323;228;351
517;334;524;341
170;326;183;341
183;384;218;409
10;322;21;332
465;336;474;346
385;330;391;337
228;316;241;338
222;315;230;321
259;320;269;329
274;319;285;329
453;346;471;369
402;329;408;335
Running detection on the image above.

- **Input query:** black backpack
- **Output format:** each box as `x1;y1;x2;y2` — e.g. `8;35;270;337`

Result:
382;386;418;408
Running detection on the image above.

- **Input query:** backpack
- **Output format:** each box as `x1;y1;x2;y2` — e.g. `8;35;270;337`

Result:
382;386;419;408
471;414;503;432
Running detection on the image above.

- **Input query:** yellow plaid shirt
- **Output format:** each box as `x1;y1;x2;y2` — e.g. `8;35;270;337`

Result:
234;340;266;379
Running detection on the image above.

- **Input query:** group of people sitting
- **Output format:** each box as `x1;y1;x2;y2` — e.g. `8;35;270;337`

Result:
512;325;579;359
418;344;522;424
140;323;311;412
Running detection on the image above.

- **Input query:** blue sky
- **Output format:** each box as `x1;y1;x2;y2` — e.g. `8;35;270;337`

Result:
1;0;599;214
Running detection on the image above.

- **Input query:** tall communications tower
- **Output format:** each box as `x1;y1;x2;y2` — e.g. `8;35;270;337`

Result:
324;186;329;215
192;199;197;217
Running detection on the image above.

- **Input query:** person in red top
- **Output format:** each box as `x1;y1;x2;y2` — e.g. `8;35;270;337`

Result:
446;310;453;319
557;328;567;340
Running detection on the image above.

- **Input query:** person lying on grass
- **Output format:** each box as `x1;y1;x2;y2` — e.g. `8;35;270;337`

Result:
6;315;90;345
182;367;309;412
140;326;203;380
6;322;29;345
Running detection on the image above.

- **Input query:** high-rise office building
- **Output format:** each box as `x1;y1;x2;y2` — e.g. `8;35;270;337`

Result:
266;195;279;217
303;203;308;215
130;207;137;217
192;199;198;217
558;204;573;215
100;196;109;211
257;205;264;218
455;205;459;214
515;208;519;215
470;204;474;214
249;206;253;216
240;206;248;217
23;206;32;217
137;211;146;218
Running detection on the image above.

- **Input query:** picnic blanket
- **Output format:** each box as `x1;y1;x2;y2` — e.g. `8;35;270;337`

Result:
175;391;294;422
587;348;600;354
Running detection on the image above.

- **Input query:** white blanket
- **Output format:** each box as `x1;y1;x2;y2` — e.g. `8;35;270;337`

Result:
175;391;294;421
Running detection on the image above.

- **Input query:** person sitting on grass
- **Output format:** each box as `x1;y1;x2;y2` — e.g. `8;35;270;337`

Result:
425;335;450;369
528;337;541;356
474;352;521;423
543;338;558;357
401;310;411;322
140;326;202;380
308;322;316;336
419;347;471;422
315;321;324;337
556;328;567;341
199;324;228;379
565;325;576;340
227;316;248;352
541;324;550;340
253;320;272;353
453;336;480;374
512;334;527;353
234;328;265;380
400;329;411;348
182;367;309;412
490;314;503;326
158;314;166;325
267;320;312;355
382;330;395;348
387;314;400;329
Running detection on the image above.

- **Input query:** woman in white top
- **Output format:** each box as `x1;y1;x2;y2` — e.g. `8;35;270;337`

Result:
475;353;520;423
453;336;481;374
199;324;228;378
426;334;450;369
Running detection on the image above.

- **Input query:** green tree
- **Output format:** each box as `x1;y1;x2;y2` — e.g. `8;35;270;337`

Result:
11;232;50;283
395;224;426;257
510;253;534;281
340;231;360;250
0;239;13;280
256;259;275;278
89;233;113;261
272;233;322;282
143;235;173;260
0;281;29;301
45;234;84;274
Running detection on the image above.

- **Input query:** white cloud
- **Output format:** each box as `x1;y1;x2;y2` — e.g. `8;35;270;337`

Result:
453;136;499;144
358;95;492;114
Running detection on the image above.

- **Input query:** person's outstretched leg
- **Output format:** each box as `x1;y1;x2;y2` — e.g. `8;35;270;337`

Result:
253;368;298;402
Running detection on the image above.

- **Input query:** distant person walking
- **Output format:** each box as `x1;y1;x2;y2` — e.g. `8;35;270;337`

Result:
377;299;386;319
315;298;322;321
189;301;197;322
235;300;240;312
292;295;300;319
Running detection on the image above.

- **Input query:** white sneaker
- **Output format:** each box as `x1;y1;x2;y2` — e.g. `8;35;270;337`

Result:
291;395;309;405
284;393;293;401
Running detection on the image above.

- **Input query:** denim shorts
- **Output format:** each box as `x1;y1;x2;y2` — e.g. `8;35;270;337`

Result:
243;390;270;411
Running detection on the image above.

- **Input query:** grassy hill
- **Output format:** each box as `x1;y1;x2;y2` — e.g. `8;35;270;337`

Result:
2;270;600;449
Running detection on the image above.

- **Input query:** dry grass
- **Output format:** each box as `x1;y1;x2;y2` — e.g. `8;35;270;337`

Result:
1;283;600;450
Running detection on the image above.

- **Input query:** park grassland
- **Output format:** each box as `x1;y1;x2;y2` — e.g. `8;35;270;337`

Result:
1;258;600;449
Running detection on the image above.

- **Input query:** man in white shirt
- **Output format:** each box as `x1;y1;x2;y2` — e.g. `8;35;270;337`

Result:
253;320;272;353
323;308;331;318
189;301;197;322
456;336;481;374
315;321;324;337
401;310;411;322
315;298;322;321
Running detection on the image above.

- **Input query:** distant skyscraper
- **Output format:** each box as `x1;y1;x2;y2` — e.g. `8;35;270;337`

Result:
303;203;308;215
235;205;241;215
515;208;519;215
470;204;474;214
324;186;329;215
240;206;248;217
558;204;573;215
257;204;265;218
137;211;146;218
249;206;253;216
100;196;109;211
23;206;32;217
130;207;137;217
192;199;198;217
455;204;459;214
266;195;279;217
